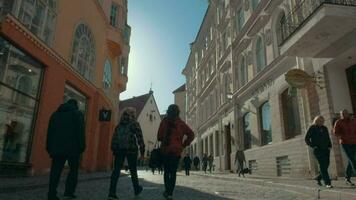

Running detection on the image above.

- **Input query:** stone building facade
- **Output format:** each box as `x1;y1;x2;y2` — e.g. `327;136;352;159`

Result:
183;0;356;178
0;0;130;175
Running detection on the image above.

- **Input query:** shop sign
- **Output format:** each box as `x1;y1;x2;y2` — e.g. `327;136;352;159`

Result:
99;109;112;121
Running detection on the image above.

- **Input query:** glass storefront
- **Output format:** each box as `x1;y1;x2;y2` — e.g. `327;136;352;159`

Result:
0;36;43;163
63;84;87;116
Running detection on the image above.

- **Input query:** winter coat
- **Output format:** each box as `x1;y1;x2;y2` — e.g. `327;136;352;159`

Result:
305;124;332;150
157;117;194;157
183;156;192;168
193;157;200;166
333;118;356;144
46;101;85;157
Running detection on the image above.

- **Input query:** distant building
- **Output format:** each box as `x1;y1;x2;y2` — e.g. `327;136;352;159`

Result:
173;84;187;122
183;0;356;178
119;91;161;157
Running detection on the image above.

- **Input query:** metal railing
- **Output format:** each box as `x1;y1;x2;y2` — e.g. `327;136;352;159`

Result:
279;0;356;46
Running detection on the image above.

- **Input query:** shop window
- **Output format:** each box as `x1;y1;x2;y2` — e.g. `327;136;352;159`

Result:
256;36;266;72
260;101;272;145
16;0;58;45
243;113;252;150
70;24;96;82
63;85;87;116
281;89;301;140
0;36;43;163
103;59;112;91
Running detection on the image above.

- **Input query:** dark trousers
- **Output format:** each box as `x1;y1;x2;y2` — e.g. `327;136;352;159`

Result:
342;144;356;180
48;156;80;198
163;155;180;196
203;164;207;173
237;161;245;177
184;166;190;176
109;150;140;196
313;148;331;185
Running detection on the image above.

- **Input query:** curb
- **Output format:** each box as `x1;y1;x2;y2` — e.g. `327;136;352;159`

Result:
191;172;356;200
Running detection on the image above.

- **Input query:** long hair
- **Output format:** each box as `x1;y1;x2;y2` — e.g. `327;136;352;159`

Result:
163;104;180;146
167;104;180;120
312;115;324;126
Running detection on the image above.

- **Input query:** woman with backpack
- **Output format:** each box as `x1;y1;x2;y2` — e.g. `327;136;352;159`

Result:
158;104;194;200
108;107;145;200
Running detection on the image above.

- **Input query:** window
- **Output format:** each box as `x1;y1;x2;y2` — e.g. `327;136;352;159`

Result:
239;56;247;87
71;24;96;82
252;0;260;11
277;13;287;46
120;57;127;76
103;59;112;90
0;36;44;163
16;0;57;45
281;89;301;140
256;36;266;72
260;102;272;145
63;85;88;116
243;113;252;150
110;3;119;27
236;8;244;34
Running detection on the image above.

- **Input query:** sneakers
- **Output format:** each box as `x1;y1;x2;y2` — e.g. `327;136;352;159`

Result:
64;194;76;199
326;185;333;188
107;194;119;200
134;185;143;196
346;179;356;186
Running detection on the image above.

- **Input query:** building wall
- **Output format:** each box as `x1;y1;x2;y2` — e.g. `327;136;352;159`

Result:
174;90;186;122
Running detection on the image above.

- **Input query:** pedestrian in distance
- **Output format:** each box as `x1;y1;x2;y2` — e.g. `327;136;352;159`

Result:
183;153;192;176
208;154;214;173
158;104;194;200
334;109;356;186
46;99;85;200
108;107;145;200
193;156;200;170
305;116;333;188
235;149;246;177
202;154;208;173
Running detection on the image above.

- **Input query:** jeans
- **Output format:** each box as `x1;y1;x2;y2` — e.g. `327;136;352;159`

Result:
341;144;356;180
313;148;331;185
163;155;180;196
109;150;140;196
48;156;80;199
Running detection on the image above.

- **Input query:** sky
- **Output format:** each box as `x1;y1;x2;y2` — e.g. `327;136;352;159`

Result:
121;0;208;114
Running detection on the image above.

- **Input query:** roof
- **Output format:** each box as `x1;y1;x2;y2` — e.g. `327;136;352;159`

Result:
173;84;186;93
119;93;151;117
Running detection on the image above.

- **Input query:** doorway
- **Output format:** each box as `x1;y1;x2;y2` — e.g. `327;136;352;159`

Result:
224;123;232;170
346;66;356;115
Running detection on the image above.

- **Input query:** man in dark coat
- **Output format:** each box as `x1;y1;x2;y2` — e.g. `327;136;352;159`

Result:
183;153;192;176
193;156;200;170
202;154;208;173
47;99;85;200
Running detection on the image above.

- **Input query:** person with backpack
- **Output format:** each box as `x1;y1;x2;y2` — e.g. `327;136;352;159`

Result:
158;104;194;200
108;107;145;200
183;153;192;176
46;99;85;200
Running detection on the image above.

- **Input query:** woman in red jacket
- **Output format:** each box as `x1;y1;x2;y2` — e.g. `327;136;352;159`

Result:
158;104;194;200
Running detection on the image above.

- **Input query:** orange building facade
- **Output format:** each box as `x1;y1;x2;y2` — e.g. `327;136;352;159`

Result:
0;0;130;175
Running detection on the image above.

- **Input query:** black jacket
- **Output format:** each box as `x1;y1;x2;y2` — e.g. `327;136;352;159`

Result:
183;156;192;168
305;124;332;150
46;101;85;157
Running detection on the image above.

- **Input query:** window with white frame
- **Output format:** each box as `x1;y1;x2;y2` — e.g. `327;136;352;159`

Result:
260;101;272;145
16;0;57;45
71;24;96;82
256;36;266;72
103;59;112;90
236;7;244;34
110;3;119;27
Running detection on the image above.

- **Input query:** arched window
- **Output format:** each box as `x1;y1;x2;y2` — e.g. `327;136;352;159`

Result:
281;89;301;140
71;24;96;82
256;36;266;72
239;56;247;87
260;101;272;145
243;113;252;150
103;59;112;90
17;0;58;44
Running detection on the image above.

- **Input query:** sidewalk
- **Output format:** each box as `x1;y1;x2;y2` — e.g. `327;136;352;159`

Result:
0;171;112;194
189;171;356;200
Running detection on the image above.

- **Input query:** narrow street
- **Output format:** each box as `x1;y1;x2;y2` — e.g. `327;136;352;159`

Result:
0;171;316;200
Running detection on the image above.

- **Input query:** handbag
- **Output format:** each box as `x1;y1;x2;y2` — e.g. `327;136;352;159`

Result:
242;163;251;174
149;141;162;168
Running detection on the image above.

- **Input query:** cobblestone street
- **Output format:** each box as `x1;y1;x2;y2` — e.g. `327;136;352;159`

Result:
0;170;318;200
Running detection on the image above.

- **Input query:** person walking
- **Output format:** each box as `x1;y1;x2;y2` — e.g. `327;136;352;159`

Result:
235;149;246;177
183;153;192;176
108;107;145;200
202;154;208;173
334;109;356;186
158;104;194;200
46;99;85;200
193;156;200;170
208;154;214;173
305;116;333;188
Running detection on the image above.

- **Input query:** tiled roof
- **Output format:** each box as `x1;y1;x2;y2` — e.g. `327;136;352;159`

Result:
119;93;151;117
173;84;186;93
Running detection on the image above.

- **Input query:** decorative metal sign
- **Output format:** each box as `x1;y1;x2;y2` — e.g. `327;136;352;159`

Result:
99;109;112;121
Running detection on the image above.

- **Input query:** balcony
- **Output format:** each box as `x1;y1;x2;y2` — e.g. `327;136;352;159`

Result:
279;0;356;57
